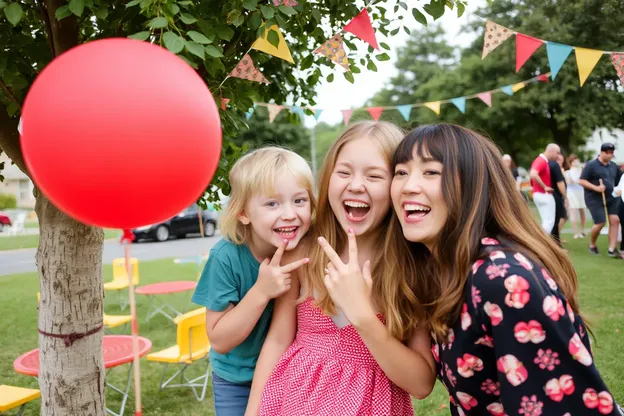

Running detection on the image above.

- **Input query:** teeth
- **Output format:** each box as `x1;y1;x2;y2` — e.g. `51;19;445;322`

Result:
275;227;297;233
344;201;369;208
405;204;430;212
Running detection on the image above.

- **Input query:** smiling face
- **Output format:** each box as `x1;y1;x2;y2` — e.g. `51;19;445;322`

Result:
327;137;392;237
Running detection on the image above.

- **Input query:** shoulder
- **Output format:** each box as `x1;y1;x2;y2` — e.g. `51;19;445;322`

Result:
209;239;245;264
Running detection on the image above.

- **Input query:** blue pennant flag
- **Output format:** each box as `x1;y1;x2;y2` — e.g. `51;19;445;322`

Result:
292;106;306;120
546;42;574;80
313;109;323;121
396;104;413;121
450;97;466;114
501;86;514;96
245;107;255;120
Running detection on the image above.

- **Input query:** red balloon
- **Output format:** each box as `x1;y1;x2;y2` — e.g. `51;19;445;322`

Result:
20;38;222;229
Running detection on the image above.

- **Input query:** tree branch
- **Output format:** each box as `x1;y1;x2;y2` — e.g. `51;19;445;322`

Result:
44;0;79;55
0;109;26;175
37;0;56;58
0;80;22;112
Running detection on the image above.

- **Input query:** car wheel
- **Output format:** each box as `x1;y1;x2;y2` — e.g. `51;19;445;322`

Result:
203;221;216;237
155;225;170;242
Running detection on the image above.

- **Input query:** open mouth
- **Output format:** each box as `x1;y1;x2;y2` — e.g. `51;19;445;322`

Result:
273;226;299;239
404;203;431;223
343;200;370;223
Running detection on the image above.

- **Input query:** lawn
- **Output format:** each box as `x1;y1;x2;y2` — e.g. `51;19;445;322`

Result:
0;229;120;251
1;237;622;415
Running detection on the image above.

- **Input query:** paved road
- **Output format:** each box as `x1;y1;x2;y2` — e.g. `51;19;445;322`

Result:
0;234;221;276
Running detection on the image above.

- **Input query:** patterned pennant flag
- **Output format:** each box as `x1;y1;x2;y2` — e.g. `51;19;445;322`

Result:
575;47;604;86
367;107;383;121
482;20;514;59
220;98;230;111
252;25;294;64
396;105;412;121
273;0;298;5
501;86;514;96
314;34;350;71
344;9;379;50
229;54;270;84
450;97;466;113
546;42;573;80
516;34;544;72
424;102;441;115
477;92;492;107
511;82;526;93
267;103;283;123
292;106;305;120
342;109;353;126
611;53;624;85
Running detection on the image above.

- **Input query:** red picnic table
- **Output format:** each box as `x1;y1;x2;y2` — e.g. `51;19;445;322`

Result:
14;335;152;416
135;281;197;322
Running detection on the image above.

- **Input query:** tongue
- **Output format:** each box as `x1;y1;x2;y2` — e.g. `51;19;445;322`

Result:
408;211;427;218
348;207;369;218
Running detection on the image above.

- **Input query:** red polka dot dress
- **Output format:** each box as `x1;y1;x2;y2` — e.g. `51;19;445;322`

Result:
258;297;414;416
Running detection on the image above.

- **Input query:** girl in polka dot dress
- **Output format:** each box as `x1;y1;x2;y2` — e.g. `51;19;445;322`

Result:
244;121;436;416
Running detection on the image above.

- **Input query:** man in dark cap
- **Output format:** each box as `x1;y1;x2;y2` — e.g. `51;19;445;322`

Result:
579;143;622;258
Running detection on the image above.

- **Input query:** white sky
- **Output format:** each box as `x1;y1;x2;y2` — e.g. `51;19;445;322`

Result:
306;0;486;127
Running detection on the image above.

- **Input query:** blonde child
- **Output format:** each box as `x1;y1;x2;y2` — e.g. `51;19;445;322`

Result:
191;147;316;416
245;121;435;416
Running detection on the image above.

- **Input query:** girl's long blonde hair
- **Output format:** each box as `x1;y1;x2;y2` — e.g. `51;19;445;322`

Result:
302;121;425;341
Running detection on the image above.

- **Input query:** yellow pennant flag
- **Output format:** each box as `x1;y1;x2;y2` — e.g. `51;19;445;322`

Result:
575;47;604;86
424;102;441;115
511;82;526;93
252;25;294;64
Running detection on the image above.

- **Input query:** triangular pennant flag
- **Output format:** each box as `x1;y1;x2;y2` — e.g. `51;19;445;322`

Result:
342;109;353;125
396;105;412;121
477;92;492;107
424;102;441;115
516;34;544;72
482;20;514;59
252;25;294;64
313;108;323;121
611;53;624;85
314;34;350;71
546;42;573;80
575;47;604;86
501;85;514;96
245;108;254;120
450;97;466;113
343;9;379;50
366;107;383;121
220;98;230;111
292;106;305;120
511;82;526;92
267;103;283;123
229;53;270;84
537;74;550;82
273;0;298;5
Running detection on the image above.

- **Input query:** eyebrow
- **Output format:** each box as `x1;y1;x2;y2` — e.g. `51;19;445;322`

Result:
336;161;388;171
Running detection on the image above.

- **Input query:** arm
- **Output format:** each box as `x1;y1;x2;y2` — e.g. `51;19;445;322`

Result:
578;178;602;193
557;180;567;199
530;168;552;191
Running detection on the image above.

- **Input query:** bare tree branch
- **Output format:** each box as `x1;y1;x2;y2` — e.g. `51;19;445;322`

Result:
0;109;26;175
36;0;56;58
0;80;22;112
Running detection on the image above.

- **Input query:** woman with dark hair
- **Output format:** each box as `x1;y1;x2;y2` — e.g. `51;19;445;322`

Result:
389;124;620;415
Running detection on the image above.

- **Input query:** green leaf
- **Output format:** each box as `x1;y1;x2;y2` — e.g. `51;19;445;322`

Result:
312;9;321;22
128;31;150;40
399;1;408;9
185;41;205;59
197;20;216;40
125;0;140;7
376;53;390;61
232;14;245;27
260;5;274;19
278;5;297;16
249;11;262;29
457;1;465;17
412;8;428;25
344;72;354;84
163;31;184;53
7;102;18;117
55;5;72;20
403;26;411;34
367;60;378;72
267;29;280;48
351;65;361;74
0;2;6;9
424;0;445;20
327;73;334;83
300;54;314;70
149;16;169;29
390;27;400;36
243;0;258;11
95;7;108;19
179;13;197;24
4;2;23;26
170;4;179;15
178;55;198;69
204;45;224;58
69;0;85;16
380;42;390;50
217;25;234;41
187;30;212;44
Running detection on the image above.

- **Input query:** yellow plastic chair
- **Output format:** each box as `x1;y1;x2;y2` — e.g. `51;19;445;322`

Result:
104;258;140;309
147;307;211;401
0;385;40;415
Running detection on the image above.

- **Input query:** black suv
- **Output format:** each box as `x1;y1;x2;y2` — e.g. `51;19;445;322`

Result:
131;204;218;242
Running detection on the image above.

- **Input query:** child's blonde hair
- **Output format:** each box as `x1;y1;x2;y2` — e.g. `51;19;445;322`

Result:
220;146;316;244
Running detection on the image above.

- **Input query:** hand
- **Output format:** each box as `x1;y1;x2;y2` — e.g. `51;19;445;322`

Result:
317;228;375;327
596;184;606;193
616;189;622;197
544;186;554;193
255;240;309;301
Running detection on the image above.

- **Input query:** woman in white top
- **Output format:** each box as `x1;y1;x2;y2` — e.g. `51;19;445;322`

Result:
614;167;623;256
565;154;586;239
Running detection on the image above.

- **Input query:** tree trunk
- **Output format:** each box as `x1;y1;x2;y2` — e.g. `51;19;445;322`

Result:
36;191;106;416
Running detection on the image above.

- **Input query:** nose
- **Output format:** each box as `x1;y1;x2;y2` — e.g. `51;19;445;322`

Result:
280;203;296;220
348;173;365;193
402;173;423;194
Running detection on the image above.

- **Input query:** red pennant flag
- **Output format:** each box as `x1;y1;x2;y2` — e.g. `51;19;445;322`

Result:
611;53;624;85
477;92;492;107
537;74;550;82
367;107;383;121
342;109;353;126
344;9;379;50
516;34;544;72
221;98;230;111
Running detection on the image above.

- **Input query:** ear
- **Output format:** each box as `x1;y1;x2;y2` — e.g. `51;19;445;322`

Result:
238;211;250;225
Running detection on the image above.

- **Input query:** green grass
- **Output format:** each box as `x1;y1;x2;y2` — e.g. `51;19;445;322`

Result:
0;229;120;251
1;238;622;415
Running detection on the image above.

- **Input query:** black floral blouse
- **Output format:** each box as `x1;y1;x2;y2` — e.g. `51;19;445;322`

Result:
432;237;621;416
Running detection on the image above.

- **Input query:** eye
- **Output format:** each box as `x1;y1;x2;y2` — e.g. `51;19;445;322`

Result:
265;201;278;207
424;169;441;176
336;170;350;177
294;198;308;204
394;169;408;176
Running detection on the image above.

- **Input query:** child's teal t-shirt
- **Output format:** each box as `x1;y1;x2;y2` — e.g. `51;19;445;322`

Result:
191;238;273;384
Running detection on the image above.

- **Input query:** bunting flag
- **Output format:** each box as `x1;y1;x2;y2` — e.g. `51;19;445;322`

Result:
424;102;441;115
546;42;573;80
482;20;514;59
272;0;298;5
314;34;350;71
537;74;550;82
311;108;324;121
245;108;254;120
450;97;466;113
396;104;412;121
512;82;526;92
501;85;514;96
367;107;383;121
344;9;379;50
611;53;624;85
291;105;305;120
477;92;492;107
220;98;230;110
516;34;544;72
229;54;270;84
252;25;294;64
267;103;283;123
342;109;353;126
575;47;603;86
